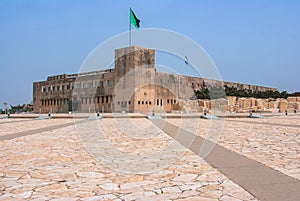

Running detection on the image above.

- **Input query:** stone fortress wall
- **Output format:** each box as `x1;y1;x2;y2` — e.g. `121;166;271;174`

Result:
33;46;279;114
180;96;300;114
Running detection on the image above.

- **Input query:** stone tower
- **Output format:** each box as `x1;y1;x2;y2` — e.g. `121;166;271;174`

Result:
113;46;156;112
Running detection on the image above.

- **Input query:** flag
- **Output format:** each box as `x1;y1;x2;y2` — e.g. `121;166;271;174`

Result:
184;56;189;65
130;8;140;29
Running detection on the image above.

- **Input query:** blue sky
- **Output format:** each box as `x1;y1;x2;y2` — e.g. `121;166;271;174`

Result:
0;0;299;107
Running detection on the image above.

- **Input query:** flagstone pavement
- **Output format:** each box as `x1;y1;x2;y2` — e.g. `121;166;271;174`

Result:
0;115;299;200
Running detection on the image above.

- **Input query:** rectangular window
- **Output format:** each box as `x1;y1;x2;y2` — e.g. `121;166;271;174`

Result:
62;85;65;90
75;83;80;89
82;82;85;88
57;86;60;91
87;82;92;88
102;96;104;103
174;100;176;104
99;81;103;87
107;80;111;86
53;86;55;91
138;101;140;104
66;85;70;90
106;96;109;103
149;101;151;105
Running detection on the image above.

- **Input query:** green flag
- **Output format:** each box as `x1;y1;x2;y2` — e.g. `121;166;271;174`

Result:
130;8;140;29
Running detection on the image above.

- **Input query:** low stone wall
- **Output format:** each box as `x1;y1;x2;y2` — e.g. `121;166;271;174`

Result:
178;96;300;113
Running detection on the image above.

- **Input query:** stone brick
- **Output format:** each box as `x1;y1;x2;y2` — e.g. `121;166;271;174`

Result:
287;97;297;103
278;99;288;113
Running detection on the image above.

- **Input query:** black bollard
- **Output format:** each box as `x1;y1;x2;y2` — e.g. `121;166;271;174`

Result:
285;110;288;116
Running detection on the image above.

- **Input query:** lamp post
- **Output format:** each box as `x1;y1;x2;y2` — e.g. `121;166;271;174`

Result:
3;102;7;115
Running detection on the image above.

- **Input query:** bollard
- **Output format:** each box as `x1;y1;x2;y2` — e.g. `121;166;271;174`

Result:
97;112;100;117
249;109;253;118
48;112;51;117
285;110;288;116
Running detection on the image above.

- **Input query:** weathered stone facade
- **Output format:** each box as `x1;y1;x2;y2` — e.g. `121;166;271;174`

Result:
33;46;277;113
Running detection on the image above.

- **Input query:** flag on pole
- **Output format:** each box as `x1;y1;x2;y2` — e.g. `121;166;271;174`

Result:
184;56;189;65
130;8;140;29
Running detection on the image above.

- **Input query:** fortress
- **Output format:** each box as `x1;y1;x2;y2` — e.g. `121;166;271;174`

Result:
33;46;277;113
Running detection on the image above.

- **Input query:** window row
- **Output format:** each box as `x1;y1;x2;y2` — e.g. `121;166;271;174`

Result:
41;99;69;106
42;84;73;92
167;99;177;104
41;80;114;92
81;96;111;104
117;101;131;105
137;100;152;105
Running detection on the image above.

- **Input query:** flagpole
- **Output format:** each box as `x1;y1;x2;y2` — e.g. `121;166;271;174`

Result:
129;7;131;46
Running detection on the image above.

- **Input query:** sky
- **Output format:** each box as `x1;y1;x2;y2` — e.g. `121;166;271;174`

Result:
0;0;299;108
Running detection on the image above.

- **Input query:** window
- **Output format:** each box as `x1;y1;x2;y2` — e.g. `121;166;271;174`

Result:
82;82;85;88
145;101;148;104
75;83;80;89
128;101;131;105
99;81;103;87
53;86;55;91
107;80;111;86
142;101;144;104
138;101;140;104
106;96;109;103
102;96;104;103
174;100;176;104
149;101;151;105
57;86;60;91
167;99;170;104
62;85;65;90
42;87;46;92
171;99;173;104
87;82;92;88
67;85;70;90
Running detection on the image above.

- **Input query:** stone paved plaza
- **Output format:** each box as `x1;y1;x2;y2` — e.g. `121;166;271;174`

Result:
0;114;299;200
